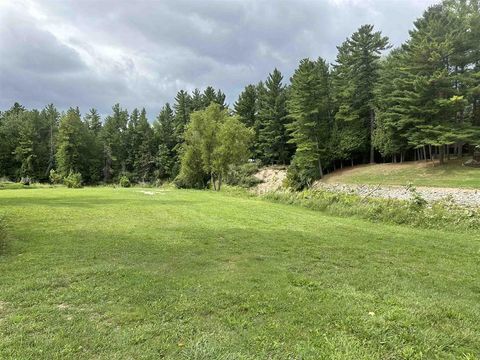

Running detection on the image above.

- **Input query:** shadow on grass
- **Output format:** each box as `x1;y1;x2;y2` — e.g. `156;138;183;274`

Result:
0;196;196;208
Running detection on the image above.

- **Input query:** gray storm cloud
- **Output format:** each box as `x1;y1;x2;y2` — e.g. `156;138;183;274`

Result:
0;0;438;117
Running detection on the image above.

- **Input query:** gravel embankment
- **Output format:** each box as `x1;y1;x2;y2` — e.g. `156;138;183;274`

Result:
252;168;480;207
314;182;480;207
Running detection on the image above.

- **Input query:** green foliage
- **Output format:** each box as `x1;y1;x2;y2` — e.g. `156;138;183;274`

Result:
224;162;262;188
234;84;257;128
48;169;62;185
177;104;253;190
56;107;91;178
257;69;291;164
63;171;83;188
333;24;390;163
287;58;332;187
119;175;131;188
263;188;480;230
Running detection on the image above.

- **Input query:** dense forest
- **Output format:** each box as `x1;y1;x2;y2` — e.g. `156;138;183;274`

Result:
1;0;479;189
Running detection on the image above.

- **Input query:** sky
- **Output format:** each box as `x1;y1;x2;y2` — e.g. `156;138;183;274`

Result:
0;0;439;118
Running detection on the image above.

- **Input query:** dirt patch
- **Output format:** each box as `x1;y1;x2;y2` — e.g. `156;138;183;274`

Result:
252;167;287;194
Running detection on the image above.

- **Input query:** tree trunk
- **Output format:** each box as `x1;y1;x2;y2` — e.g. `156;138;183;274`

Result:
211;172;216;191
351;158;354;167
439;145;445;165
217;174;222;191
318;158;323;179
423;146;427;162
370;110;375;164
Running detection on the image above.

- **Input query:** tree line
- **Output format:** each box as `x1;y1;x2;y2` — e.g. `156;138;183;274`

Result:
1;0;479;189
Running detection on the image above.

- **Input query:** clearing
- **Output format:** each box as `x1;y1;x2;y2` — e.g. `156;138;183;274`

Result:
0;187;479;359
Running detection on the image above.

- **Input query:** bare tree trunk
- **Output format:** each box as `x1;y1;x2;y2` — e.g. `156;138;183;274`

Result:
439;145;445;165
218;174;222;191
370;110;375;163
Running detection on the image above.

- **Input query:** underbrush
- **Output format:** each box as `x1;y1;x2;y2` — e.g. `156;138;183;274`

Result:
262;189;480;231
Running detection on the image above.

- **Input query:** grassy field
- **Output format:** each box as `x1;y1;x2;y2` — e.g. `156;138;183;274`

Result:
322;159;480;188
0;187;479;359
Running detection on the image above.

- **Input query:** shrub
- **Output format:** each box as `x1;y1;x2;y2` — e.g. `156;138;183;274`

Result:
20;177;31;186
49;169;63;185
225;162;262;188
119;175;131;188
63;171;83;188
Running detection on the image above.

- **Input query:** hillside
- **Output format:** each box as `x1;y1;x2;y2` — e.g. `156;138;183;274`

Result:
320;160;480;189
1;187;479;358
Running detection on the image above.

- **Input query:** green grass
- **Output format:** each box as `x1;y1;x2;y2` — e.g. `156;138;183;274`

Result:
1;187;479;359
322;159;480;188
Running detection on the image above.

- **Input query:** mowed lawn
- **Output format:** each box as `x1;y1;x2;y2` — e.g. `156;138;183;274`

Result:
0;188;479;359
322;160;480;188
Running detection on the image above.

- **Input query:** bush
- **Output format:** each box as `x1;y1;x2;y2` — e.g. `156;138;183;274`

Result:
20;177;31;186
225;162;262;188
119;175;131;188
49;169;63;185
63;171;83;188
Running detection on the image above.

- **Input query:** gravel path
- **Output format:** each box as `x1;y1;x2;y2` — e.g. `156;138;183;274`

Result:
314;182;480;207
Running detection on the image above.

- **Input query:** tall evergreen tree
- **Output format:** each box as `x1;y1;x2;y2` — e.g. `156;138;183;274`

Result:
56;108;89;176
333;25;390;163
234;84;257;128
154;103;177;179
173;90;192;143
286;58;332;188
41;104;60;177
101;104;129;182
133;108;155;182
257;69;291;164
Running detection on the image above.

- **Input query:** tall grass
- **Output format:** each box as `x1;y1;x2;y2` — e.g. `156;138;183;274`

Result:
262;189;480;231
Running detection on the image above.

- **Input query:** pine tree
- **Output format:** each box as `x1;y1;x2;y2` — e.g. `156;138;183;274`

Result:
82;109;103;183
56;108;89;177
0;103;25;178
333;25;390;164
286;58;332;188
257;69;291;164
234;84;257;128
41;104;60;177
202;86;217;108
154;103;176;179
173;90;192;143
133;108;154;182
191;88;204;111
101;104;129;182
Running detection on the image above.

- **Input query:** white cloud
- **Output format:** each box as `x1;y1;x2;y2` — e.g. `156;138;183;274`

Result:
0;0;439;117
